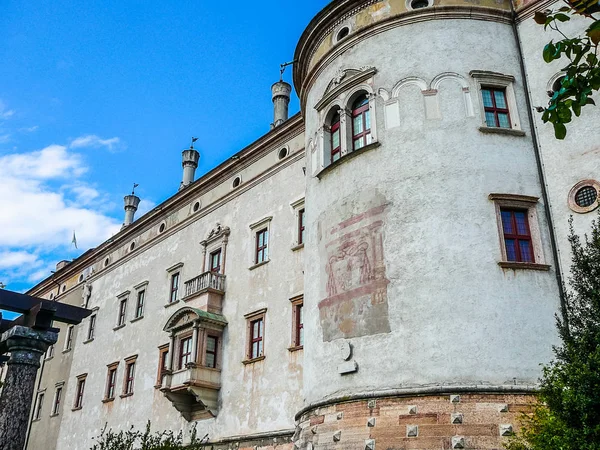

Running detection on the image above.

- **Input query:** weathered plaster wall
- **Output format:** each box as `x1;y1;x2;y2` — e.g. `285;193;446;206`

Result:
517;4;600;279
302;17;561;407
44;136;306;450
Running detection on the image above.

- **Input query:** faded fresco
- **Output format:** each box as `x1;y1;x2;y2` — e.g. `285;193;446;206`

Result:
319;196;391;341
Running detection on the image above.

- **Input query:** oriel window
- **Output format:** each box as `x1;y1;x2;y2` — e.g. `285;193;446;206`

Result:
205;335;218;369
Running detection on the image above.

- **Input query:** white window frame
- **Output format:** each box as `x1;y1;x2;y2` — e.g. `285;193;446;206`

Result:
115;291;130;329
132;281;149;321
290;198;306;250
249;216;273;269
166;263;184;306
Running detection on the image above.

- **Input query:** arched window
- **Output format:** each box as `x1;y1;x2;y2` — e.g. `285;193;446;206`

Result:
330;110;341;162
352;94;371;150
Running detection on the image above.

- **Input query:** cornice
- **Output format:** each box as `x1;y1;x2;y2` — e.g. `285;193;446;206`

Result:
295;3;515;110
27;114;305;296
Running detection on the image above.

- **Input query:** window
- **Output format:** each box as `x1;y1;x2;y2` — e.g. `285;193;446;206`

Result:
489;194;549;270
482;87;510;128
46;344;55;359
210;249;221;273
117;298;127;327
352;94;371;150
250;318;264;359
298;209;306;245
205;336;218;369
290;296;304;349
135;290;145;318
123;358;136;396
500;209;534;263
34;393;44;420
179;336;193;369
73;375;86;409
170;273;180;304
52;387;62;416
255;229;269;264
156;345;169;387
65;325;74;351
330;111;341;162
568;180;600;213
470;71;522;133
105;364;118;400
87;314;96;341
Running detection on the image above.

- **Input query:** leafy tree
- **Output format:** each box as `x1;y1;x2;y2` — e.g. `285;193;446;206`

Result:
506;214;600;449
90;422;207;450
533;0;600;139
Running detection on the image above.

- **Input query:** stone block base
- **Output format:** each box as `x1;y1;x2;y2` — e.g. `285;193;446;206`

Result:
295;392;536;449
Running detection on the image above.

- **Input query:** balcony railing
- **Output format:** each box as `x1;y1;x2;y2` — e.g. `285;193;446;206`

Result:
184;271;226;298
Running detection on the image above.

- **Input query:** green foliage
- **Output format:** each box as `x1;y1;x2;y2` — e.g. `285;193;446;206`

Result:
534;2;599;139
506;214;600;449
90;421;206;450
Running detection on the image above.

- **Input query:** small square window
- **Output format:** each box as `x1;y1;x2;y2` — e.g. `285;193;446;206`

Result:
471;71;522;133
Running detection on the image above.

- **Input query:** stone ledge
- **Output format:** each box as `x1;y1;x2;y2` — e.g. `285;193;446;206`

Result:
478;126;526;137
164;300;180;309
119;393;134;399
130;316;144;323
242;355;266;365
249;260;270;271
112;324;126;331
498;262;551;271
291;243;305;252
288;345;304;353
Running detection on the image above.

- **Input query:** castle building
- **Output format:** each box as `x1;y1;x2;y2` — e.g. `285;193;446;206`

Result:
24;0;600;449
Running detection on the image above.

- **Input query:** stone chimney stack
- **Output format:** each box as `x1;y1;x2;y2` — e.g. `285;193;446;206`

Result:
123;194;141;227
180;146;200;190
271;81;292;128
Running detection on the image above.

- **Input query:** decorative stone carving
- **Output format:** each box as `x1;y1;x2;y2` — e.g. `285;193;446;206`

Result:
406;425;418;437
333;431;341;442
452;436;465;449
365;439;375;450
500;424;514;436
337;412;343;420
499;404;509;413
408;405;418;415
450;395;461;403
340;341;352;361
367;399;377;409
367;417;376;427
451;413;464;424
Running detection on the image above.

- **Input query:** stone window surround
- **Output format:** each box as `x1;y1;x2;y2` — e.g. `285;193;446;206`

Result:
103;361;119;402
200;225;230;275
114;291;130;330
249;217;273;270
63;325;75;353
132;281;149;321
33;390;45;421
243;308;267;364
290;198;306;251
51;382;64;417
84;307;99;343
489;193;550;271
568;179;600;214
72;374;87;411
289;295;304;351
121;355;137;398
313;67;379;176
166;263;184;306
155;344;170;388
470;70;524;135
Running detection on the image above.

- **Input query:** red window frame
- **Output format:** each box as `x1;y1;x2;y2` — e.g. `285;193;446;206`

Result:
255;229;268;264
170;273;180;303
106;367;117;399
52;387;62;415
118;299;127;326
135;290;145;318
330;112;341;162
74;378;85;408
179;336;193;369
205;335;218;369
124;362;135;395
210;249;221;273
482;87;511;128
295;304;304;347
250;318;264;359
500;208;535;263
298;209;306;245
352;95;371;150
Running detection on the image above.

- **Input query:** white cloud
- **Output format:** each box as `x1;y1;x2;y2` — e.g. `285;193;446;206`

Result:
0;100;15;120
0;134;10;144
0;144;122;288
19;126;39;133
70;135;122;152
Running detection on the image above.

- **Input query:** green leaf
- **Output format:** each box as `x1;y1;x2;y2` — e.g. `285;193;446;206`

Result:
554;122;567;139
554;13;571;21
544;43;556;63
534;11;548;24
573;102;582;116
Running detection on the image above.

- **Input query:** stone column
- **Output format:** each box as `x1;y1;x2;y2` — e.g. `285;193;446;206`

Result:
220;234;229;275
191;324;200;364
166;332;175;371
0;326;57;450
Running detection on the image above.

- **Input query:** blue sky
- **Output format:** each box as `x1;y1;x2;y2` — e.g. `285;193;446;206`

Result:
0;0;329;300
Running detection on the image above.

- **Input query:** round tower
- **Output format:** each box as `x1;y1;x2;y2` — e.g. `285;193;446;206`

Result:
294;1;561;448
123;193;140;227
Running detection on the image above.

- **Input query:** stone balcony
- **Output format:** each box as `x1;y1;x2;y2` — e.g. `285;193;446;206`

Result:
161;364;221;421
182;271;226;313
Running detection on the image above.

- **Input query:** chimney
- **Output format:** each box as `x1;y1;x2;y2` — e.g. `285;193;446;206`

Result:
56;260;70;271
271;81;292;128
123;194;141;227
180;146;200;190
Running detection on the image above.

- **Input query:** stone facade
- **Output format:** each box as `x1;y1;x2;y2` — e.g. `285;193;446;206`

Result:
25;0;600;449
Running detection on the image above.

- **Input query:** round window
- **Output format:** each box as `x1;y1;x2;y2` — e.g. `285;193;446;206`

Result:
104;257;110;268
568;180;600;213
411;0;430;8
278;148;288;160
62;285;66;293
232;176;242;188
159;223;166;233
336;27;350;42
575;186;598;207
50;293;54;300
78;274;84;283
193;201;201;212
130;242;136;251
